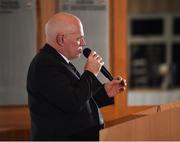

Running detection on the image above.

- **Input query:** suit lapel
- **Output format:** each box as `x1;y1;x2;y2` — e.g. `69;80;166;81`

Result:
61;62;80;79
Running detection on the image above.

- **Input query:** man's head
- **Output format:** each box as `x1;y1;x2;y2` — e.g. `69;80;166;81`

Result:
45;12;86;60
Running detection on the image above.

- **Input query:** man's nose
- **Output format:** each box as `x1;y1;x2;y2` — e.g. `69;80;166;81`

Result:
81;38;86;46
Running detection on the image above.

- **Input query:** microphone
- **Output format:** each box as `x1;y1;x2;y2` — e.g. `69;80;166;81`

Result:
83;48;113;81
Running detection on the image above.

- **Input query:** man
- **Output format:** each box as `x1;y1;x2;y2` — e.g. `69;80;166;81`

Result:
27;12;127;140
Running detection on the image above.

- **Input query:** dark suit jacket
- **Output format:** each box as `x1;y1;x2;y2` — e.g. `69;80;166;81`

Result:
27;44;113;140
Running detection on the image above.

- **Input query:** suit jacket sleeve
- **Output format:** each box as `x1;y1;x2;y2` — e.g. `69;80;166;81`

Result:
92;80;114;108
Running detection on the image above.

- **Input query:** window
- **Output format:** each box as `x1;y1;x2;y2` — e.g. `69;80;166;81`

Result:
128;15;180;89
131;18;164;36
173;17;180;35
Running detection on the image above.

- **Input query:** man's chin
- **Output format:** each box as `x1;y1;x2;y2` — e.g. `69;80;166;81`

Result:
72;54;81;59
77;53;81;58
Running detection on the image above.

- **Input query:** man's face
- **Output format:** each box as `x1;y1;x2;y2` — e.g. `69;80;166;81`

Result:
63;23;86;60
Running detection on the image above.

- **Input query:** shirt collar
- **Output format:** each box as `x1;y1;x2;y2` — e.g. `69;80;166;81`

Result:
59;53;70;64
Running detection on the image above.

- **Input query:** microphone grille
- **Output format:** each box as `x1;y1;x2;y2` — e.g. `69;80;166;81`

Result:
83;48;91;58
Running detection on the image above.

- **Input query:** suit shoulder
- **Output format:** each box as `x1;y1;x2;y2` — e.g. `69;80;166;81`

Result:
31;49;60;67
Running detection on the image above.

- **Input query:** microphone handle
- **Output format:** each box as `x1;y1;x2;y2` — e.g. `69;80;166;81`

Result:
101;66;113;81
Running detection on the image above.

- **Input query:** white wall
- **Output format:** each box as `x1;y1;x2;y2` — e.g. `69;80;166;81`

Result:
0;0;36;105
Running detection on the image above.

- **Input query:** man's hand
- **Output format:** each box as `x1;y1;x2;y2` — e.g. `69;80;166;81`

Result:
104;77;127;97
84;51;104;76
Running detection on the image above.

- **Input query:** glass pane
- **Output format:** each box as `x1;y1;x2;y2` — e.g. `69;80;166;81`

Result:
129;44;166;89
131;18;164;36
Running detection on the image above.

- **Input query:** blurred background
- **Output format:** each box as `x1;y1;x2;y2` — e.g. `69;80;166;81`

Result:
128;0;180;105
0;0;180;140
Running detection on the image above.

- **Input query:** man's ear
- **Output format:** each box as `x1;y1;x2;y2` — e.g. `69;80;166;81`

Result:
56;34;64;46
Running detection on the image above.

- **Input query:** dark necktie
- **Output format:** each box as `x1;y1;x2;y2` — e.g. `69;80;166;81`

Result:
68;62;81;78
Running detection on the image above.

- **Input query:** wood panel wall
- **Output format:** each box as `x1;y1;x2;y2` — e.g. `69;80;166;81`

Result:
112;0;128;112
36;0;56;49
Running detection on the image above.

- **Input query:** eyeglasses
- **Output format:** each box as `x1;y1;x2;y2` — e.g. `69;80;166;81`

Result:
67;33;85;42
60;32;84;39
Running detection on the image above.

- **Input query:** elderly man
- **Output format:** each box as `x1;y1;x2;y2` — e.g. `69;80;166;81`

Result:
27;12;127;141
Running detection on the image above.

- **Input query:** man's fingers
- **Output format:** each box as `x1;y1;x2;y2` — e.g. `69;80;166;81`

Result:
119;87;126;91
121;79;127;86
115;76;122;81
89;51;103;63
111;79;121;84
112;78;127;86
89;51;96;57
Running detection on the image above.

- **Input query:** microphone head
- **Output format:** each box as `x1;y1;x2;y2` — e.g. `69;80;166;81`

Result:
83;48;91;58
